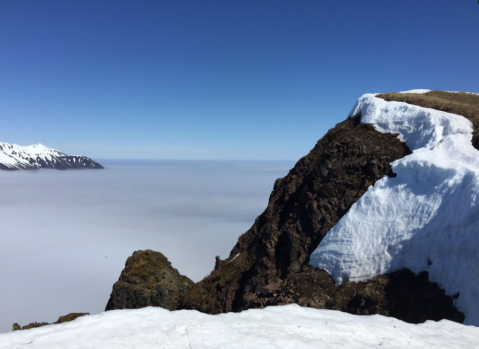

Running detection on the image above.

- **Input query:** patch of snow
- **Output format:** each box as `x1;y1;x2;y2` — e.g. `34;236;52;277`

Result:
310;93;479;325
228;253;240;263
1;305;478;348
398;89;431;94
0;151;19;166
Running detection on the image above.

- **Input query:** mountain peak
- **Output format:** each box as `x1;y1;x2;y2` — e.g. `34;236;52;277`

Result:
0;141;103;170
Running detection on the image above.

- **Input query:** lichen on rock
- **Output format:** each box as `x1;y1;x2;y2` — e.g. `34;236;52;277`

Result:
105;249;194;311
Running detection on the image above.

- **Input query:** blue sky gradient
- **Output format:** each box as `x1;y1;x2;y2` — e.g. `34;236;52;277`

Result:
1;0;478;160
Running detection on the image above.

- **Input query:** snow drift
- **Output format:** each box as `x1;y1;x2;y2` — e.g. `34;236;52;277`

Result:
310;92;479;325
1;305;478;349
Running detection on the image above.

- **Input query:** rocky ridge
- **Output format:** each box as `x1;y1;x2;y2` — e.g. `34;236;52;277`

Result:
106;91;474;324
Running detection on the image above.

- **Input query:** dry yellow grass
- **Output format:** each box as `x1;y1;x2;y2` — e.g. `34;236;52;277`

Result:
376;91;479;149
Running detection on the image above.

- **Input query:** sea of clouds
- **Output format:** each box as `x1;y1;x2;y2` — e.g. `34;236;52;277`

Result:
0;160;294;333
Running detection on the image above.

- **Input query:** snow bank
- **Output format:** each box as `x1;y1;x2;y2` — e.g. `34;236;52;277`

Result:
309;93;479;325
1;305;477;348
398;89;430;94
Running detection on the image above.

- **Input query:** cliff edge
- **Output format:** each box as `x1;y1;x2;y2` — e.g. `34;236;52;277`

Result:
107;90;479;324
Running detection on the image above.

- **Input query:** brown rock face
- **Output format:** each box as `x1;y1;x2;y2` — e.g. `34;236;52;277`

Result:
105;250;194;311
265;267;463;324
54;313;89;324
181;116;408;312
179;115;464;324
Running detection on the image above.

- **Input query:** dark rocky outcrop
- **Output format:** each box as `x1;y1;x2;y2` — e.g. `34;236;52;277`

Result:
12;313;89;331
177;115;464;324
39;155;104;170
180;116;412;313
107;102;467;324
105;250;194;311
262;267;463;324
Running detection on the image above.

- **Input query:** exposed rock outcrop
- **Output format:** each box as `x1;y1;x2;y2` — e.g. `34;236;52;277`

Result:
54;313;90;324
178;114;464;323
264;267;463;324
14;322;49;331
108;93;470;324
180;116;412;313
12;313;89;331
105;250;194;311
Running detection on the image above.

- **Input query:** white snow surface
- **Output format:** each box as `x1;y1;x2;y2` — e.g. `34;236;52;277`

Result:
309;93;479;325
1;305;478;349
398;89;430;94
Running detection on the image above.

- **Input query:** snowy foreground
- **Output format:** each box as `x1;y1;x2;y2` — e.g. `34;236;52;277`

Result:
1;305;478;349
310;91;479;325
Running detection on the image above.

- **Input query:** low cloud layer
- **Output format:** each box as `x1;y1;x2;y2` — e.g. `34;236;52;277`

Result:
0;160;293;333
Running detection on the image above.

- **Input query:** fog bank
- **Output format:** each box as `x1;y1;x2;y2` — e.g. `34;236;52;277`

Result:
0;160;293;333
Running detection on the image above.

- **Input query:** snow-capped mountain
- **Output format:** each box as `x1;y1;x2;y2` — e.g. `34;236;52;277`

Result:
0;142;103;170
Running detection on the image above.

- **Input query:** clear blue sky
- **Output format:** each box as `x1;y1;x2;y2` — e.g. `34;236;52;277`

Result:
1;0;477;160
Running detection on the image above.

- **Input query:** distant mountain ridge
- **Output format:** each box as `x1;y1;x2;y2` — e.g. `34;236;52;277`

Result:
0;142;103;170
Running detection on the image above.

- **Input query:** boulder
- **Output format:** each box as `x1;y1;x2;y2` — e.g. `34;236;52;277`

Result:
105;250;194;311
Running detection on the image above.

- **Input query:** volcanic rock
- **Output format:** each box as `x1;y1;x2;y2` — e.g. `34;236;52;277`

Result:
105;250;194;311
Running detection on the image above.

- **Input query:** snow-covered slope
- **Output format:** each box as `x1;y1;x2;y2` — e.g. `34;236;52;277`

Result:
0;142;103;170
309;93;479;325
1;305;478;349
